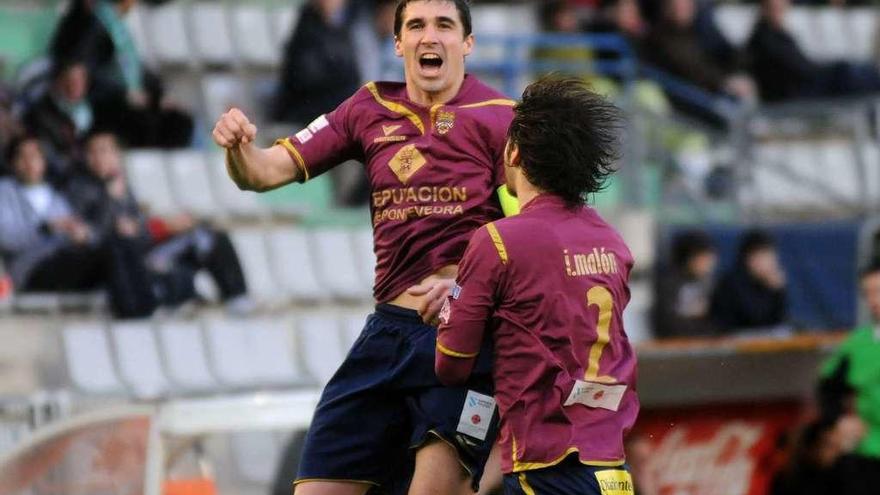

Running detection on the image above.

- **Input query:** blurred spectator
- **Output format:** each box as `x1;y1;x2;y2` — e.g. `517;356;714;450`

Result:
747;0;880;102
710;229;787;331
352;0;398;83
0;76;23;176
642;0;755;102
66;131;252;313
536;0;594;71
273;0;361;124
0;135;156;317
814;262;880;493
49;0;193;148
770;415;866;495
23;60;93;184
653;230;719;338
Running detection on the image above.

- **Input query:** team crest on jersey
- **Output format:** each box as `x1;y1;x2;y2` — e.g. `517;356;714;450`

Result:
388;144;426;183
435;110;455;135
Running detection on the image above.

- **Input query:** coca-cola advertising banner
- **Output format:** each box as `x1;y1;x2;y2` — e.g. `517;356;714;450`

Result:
629;403;799;495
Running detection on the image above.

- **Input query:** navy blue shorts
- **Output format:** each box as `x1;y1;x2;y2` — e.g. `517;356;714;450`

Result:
296;304;498;493
503;456;633;495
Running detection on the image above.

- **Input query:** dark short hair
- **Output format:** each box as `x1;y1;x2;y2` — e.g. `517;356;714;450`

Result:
507;75;623;206
859;260;880;280
671;230;715;268
738;228;776;260
394;0;472;38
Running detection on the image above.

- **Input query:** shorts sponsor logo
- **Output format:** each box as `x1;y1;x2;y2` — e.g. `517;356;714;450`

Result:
452;284;462;300
595;470;634;495
564;380;627;412
457;390;496;441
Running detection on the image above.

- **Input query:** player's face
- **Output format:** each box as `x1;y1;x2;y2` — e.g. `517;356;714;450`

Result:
861;272;880;322
395;1;473;97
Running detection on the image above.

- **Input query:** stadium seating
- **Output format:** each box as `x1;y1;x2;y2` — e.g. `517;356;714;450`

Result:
266;227;324;301
125;150;180;217
296;313;346;385
110;320;171;400
166;150;220;218
190;2;236;67
156;319;220;394
61;322;127;396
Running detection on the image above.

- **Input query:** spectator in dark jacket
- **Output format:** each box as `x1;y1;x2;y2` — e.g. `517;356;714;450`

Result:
711;229;788;331
654;230;719;338
642;0;755;101
273;0;361;124
0;135;156;317
49;0;193;147
23;60;93;184
747;0;880;102
66;131;251;312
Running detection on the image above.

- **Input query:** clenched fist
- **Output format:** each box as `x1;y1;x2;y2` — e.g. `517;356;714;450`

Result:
212;108;258;148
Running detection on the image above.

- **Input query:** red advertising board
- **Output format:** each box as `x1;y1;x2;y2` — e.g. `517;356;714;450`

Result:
629;403;801;495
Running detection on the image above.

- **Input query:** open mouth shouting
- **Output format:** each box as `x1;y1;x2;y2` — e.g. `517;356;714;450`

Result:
418;52;444;78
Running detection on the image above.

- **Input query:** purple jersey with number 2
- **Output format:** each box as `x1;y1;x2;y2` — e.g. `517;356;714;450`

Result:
276;75;514;302
436;194;639;474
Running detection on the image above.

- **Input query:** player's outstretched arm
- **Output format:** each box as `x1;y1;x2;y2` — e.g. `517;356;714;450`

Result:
212;108;301;192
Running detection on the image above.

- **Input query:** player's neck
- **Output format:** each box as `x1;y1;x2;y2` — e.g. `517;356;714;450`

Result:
405;78;464;107
515;183;544;209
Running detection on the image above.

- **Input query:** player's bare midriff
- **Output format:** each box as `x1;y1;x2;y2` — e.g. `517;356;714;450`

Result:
388;264;459;311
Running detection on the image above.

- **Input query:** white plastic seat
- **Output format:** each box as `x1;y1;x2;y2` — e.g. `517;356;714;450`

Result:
229;228;283;305
786;8;823;61
110;320;170;400
124;4;155;66
201;74;253;126
351;227;376;293
157;320;219;393
341;313;367;352
818;140;859;201
232;5;278;67
266;227;323;301
147;2;191;66
125;150;178;217
190;2;236;66
247;317;305;386
296;314;345;385
714;5;758;47
311;228;371;300
203;316;259;387
270;5;301;52
813;8;849;61
847;8;878;61
61;322;125;395
166;150;219;218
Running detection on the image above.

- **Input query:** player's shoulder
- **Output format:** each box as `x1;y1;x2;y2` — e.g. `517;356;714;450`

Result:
348;82;397;108
455;75;516;110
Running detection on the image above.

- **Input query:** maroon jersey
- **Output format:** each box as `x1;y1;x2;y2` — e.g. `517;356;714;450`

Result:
436;194;639;473
276;75;514;302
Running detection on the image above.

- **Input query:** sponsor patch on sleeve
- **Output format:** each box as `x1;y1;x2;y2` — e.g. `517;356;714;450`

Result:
295;128;313;144
439;298;452;325
307;114;330;133
595;470;634;495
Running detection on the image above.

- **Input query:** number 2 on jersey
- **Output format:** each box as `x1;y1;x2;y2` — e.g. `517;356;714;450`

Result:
585;286;617;383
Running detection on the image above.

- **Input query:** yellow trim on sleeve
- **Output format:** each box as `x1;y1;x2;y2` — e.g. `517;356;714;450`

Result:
485;223;509;265
518;473;537;495
460;99;517;109
274;137;310;182
366;82;425;134
293;478;380;487
437;340;479;359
